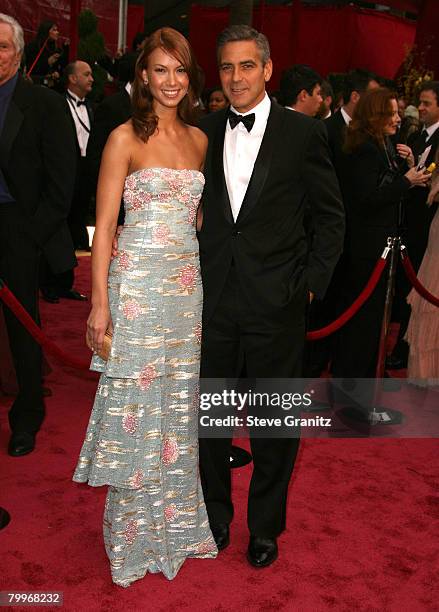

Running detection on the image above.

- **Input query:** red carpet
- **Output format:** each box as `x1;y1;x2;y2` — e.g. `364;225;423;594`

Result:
1;257;438;611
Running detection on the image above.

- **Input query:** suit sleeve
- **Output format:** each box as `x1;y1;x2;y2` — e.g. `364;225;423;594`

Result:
301;120;345;299
31;89;77;246
86;98;117;196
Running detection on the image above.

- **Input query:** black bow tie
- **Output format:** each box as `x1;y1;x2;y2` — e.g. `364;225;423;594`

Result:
67;93;86;107
228;110;255;132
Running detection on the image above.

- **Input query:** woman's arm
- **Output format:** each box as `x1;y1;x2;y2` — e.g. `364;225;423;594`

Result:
86;126;131;352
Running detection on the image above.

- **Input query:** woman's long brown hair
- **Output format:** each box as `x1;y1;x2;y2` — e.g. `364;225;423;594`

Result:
344;87;397;153
131;27;202;142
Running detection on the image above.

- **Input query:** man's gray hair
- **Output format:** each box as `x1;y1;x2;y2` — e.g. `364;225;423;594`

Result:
217;25;270;65
0;13;24;56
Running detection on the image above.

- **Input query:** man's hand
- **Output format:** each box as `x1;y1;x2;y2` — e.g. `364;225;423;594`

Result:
111;225;122;258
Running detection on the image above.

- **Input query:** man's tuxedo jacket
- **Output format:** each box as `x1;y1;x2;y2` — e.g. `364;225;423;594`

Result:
198;102;345;323
0;76;76;273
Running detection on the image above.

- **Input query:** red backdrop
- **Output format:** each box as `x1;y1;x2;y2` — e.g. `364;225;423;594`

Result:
189;4;416;89
0;0;143;54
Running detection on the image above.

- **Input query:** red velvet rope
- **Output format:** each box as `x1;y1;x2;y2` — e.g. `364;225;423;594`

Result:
26;37;50;78
0;253;389;371
306;257;388;341
0;284;90;371
401;250;439;307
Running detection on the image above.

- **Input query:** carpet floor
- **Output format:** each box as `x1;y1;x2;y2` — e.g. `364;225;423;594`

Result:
1;257;438;612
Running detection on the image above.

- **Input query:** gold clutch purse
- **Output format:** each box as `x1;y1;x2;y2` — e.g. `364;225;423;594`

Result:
96;330;113;361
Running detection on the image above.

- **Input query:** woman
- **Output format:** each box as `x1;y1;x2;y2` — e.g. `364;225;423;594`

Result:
25;21;68;89
207;86;228;113
332;88;430;381
73;27;216;585
406;156;439;386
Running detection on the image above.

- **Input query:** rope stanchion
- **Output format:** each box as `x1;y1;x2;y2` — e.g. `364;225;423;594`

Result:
306;254;389;341
0;280;90;371
400;247;439;307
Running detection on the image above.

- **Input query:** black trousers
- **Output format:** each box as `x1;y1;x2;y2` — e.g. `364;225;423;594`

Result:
199;265;304;538
68;157;91;249
0;204;44;433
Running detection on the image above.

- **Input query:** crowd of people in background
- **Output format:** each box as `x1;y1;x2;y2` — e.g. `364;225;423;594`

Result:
1;12;438;454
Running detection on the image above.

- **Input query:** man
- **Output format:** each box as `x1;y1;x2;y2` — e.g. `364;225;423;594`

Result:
86;52;136;205
280;63;322;117
388;81;439;369
317;80;334;120
0;14;76;455
41;60;93;303
325;69;379;179
198;26;344;567
65;60;94;251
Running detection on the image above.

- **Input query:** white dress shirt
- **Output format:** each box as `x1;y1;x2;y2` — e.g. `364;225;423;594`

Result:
340;106;352;125
67;89;90;157
223;92;271;222
425;119;439;141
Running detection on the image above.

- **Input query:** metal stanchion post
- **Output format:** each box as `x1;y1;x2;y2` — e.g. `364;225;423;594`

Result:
337;236;404;427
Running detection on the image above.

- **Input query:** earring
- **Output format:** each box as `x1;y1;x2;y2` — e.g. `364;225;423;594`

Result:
143;79;148;85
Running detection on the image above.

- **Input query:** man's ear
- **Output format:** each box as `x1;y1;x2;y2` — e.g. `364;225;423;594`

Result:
263;58;273;83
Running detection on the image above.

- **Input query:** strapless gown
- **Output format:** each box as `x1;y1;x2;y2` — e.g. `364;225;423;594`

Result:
73;168;217;585
406;206;439;386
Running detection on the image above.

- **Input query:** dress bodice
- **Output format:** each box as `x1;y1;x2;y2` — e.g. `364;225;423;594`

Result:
123;167;204;220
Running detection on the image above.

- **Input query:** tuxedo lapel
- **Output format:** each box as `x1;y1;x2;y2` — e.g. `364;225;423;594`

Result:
0;77;30;171
211;111;234;225
235;102;284;224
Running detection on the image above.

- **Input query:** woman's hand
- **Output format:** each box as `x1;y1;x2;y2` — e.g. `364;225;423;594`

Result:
86;306;112;354
48;52;60;67
404;166;431;187
396;144;414;168
111;225;123;258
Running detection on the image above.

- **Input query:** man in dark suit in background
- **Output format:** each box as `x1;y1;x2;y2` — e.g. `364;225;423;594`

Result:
86;51;136;210
0;13;76;456
41;60;93;304
388;80;439;369
198;26;344;567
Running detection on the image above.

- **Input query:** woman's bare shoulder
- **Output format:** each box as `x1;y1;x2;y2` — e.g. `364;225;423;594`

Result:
107;120;136;147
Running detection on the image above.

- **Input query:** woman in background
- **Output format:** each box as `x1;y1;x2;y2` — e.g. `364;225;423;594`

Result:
406;154;439;386
25;20;68;89
207;86;228;113
332;88;430;381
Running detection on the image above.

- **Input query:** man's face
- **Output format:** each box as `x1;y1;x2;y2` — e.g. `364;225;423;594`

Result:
70;61;94;97
418;89;439;128
219;40;272;114
302;83;323;117
0;23;21;86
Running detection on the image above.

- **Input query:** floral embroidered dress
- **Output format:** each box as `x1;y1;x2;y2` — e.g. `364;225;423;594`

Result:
73;167;217;586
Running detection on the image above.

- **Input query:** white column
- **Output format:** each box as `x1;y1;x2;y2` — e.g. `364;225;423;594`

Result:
118;0;128;52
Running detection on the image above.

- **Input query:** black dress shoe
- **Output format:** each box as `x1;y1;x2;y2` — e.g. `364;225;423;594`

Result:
8;432;36;457
211;523;230;551
247;536;278;568
385;354;407;370
41;288;59;304
57;289;87;301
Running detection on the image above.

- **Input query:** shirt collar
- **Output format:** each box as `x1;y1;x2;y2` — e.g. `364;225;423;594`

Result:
285;106;296;111
424;120;439;139
341;107;352;125
229;92;271;127
125;82;132;96
67;89;85;103
0;71;19;100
